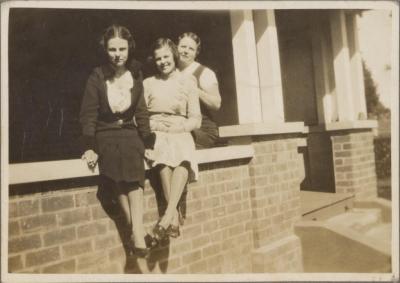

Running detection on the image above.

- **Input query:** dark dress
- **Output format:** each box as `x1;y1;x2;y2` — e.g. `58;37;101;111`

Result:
190;64;219;149
79;61;154;187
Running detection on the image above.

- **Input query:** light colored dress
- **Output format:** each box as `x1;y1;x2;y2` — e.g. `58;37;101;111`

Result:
143;70;201;181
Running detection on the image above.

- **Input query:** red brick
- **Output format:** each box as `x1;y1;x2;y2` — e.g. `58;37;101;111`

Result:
203;196;220;209
42;195;74;212
208;184;225;196
192;234;210;249
332;135;351;143
206;254;224;272
42;259;76;273
227;203;242;214
9;234;42;253
109;246;125;261
8;255;23;272
192;210;211;223
58;208;91;226
143;210;159;222
182;225;202;238
62;239;93;257
190;187;208;200
219;215;237;229
94;235;117;250
9;220;20;237
20;214;57;232
189;259;207;273
186;199;202;211
172;266;189;274
202;219;219;233
18;200;40;216
76;251;108;271
9;202;18;218
159;256;181;271
75;191;98;207
91;206;109;220
212;206;226;218
334;151;352;158
25;247;60;267
182;250;201;264
210;230;223;242
202;243;221;257
77;222;108;238
43;227;76;247
229;223;245;237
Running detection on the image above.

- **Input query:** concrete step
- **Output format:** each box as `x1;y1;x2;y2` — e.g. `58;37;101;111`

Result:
326;208;382;233
300;191;354;221
295;207;392;273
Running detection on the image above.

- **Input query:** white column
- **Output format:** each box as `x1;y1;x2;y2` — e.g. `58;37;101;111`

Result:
329;10;355;121
311;25;338;123
230;10;262;124
346;12;368;119
252;9;284;123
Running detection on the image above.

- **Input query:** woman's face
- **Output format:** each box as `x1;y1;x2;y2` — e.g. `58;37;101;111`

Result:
107;37;129;68
154;46;176;76
177;36;198;66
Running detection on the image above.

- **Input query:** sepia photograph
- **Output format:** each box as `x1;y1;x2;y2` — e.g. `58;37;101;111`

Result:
1;1;398;282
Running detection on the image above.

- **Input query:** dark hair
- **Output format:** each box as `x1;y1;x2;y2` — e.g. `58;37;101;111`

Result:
150;38;180;66
178;32;201;55
99;24;135;53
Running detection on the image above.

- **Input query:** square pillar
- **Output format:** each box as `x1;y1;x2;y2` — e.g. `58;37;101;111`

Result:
346;12;368;119
230;10;262;124
311;23;339;123
329;10;356;121
253;9;285;123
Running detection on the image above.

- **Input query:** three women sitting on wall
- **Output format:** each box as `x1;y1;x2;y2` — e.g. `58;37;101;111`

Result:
80;26;222;253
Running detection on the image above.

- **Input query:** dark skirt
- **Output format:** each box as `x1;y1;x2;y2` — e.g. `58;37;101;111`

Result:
96;129;145;187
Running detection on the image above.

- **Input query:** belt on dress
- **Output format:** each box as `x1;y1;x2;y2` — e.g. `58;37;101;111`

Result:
148;111;186;118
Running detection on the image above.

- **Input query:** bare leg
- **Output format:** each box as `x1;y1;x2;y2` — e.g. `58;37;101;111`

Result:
128;187;146;249
159;166;179;227
159;165;188;228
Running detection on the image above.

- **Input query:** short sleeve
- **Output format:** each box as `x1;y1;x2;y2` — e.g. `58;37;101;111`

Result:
198;67;218;90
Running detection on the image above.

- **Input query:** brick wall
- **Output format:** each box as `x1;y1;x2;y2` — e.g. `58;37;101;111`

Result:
8;135;305;274
331;130;377;198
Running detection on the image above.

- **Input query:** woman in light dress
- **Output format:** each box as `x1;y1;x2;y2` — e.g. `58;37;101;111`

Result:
143;38;201;240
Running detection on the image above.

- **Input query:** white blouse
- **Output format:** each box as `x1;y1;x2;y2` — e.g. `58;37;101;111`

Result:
106;71;134;113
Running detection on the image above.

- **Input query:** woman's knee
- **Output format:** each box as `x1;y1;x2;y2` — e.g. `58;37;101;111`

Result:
179;161;191;171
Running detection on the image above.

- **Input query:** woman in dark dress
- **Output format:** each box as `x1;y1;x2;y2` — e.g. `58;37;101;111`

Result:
79;25;156;257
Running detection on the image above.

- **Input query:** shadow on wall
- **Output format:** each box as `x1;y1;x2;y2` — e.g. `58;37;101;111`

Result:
96;170;189;274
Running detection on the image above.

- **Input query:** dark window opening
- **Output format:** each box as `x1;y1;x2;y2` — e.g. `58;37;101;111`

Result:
9;8;238;163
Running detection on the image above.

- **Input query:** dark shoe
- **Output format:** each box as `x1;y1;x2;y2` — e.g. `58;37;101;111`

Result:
153;222;168;241
132;246;150;258
178;206;185;226
166;225;180;238
145;233;158;249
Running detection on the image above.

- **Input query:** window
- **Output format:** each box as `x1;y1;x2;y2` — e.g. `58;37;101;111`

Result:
9;8;238;163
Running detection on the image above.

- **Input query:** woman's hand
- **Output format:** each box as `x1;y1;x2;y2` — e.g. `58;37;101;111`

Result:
82;149;98;169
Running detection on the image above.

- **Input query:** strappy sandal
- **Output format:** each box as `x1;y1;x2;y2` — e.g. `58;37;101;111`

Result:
166;225;180;238
153;221;168;242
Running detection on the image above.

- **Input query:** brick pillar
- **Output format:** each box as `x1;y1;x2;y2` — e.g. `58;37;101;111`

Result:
331;130;377;198
249;135;304;272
